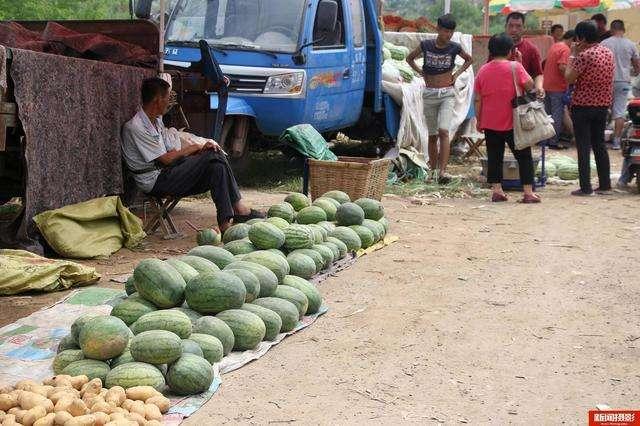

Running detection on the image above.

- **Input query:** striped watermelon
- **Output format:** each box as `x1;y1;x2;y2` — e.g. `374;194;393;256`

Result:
130;309;193;338
216;309;266;351
134;259;186;308
187;333;224;364
224;261;278;297
248;222;286;250
167;354;214;395
242;251;291;283
267;202;296;223
192;316;235;356
283;225;315;250
188;246;235;269
105;362;166;390
130;330;182;364
185;271;246;314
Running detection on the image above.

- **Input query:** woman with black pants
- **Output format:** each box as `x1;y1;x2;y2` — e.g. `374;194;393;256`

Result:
565;20;615;195
475;33;539;203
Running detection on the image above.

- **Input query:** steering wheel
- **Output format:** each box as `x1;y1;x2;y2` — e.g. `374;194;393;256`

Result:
262;25;296;40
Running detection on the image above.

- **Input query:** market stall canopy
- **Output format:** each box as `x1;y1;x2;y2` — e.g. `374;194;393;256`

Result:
489;0;638;14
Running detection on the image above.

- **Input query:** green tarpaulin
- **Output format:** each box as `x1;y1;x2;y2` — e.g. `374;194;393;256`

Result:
279;124;338;161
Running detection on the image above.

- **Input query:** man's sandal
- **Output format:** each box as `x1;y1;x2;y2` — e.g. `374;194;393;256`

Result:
233;209;266;223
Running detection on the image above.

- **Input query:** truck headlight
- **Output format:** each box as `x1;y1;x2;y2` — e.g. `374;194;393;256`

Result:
264;72;304;94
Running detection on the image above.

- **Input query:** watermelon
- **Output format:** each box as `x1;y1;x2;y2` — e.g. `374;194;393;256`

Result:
267;202;296;223
110;349;134;368
282;275;323;314
224;261;278;297
167;354;213;395
354;198;385;221
248;222;286;250
349;225;375;249
289;249;324;273
188;246;235;269
335;202;365;226
322;190;350;204
251;298;299;332
57;334;79;353
105;362;166;391
187;333;224;364
193;316;235;356
286;253;316;279
241;304;282;341
311;244;334;269
223;239;257;255
185;271;246;314
273;286;309;318
222;223;251;243
267;248;287;258
284;193;311;211
248;219;266;225
62;359;110;382
197;229;221;246
242;251;290;283
130;330;182;364
312;198;337;221
283;224;315;250
225;269;261;302
307;224;326;244
125;276;136;296
296;206;327;224
234;254;246;261
326;237;348;258
110;295;157;326
317;221;336;234
266;216;290;230
133;258;186;308
181;339;205;357
165;258;199;282
71;313;100;344
171;306;202;324
378;217;390;234
319;241;340;262
79;316;130;360
557;163;579;180
216;309;266;351
52;349;85;374
130;309;193;338
330;227;362;251
322;197;341;209
361;219;385;243
156;364;168;376
177;255;220;275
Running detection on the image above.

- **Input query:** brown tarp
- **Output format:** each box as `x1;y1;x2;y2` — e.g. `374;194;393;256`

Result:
4;47;154;253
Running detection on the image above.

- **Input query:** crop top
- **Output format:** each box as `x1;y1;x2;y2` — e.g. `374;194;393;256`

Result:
420;39;462;76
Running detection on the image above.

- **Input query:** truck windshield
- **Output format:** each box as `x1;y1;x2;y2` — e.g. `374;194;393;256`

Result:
166;0;306;53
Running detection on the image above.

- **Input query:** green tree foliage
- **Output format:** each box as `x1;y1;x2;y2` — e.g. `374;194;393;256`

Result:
0;0;131;21
385;0;539;35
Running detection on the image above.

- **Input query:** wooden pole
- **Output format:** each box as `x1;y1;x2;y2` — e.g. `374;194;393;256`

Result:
483;0;490;35
159;0;165;73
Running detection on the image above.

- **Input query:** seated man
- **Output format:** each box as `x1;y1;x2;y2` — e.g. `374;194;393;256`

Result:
122;77;263;232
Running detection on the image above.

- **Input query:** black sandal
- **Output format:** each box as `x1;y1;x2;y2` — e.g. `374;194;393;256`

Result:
233;209;266;223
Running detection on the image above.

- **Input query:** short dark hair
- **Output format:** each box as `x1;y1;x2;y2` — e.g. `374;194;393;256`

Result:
591;13;607;24
141;78;170;105
506;12;526;25
563;29;576;40
575;20;598;43
437;14;456;30
489;33;514;58
610;19;625;31
551;24;564;33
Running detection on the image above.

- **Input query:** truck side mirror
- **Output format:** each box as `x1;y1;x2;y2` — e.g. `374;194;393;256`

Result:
134;0;153;19
315;0;338;35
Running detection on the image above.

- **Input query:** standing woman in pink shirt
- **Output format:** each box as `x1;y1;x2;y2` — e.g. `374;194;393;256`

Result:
474;33;539;203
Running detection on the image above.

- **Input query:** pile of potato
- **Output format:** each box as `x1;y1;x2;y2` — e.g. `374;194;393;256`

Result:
0;375;169;426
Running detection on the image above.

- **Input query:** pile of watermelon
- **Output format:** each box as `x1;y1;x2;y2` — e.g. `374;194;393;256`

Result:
53;191;389;397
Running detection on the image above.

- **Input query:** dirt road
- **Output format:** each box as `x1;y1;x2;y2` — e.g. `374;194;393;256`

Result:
3;187;639;424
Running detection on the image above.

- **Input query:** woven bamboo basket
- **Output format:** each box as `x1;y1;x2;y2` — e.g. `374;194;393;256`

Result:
308;156;391;201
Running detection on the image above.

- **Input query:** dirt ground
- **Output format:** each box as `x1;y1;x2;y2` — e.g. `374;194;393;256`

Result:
2;163;640;424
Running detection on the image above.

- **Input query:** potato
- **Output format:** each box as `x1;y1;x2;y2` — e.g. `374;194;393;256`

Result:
32;412;55;426
63;414;95;426
125;386;159;402
143;403;162;421
80;379;101;397
53;397;75;413
48;390;79;404
90;401;112;414
22;406;47;426
53;411;72;425
0;410;5;422
43;376;72;388
146;421;163;426
18;391;53;411
104;387;125;407
144;395;170;414
104;420;137;426
108;406;127;415
0;386;14;394
1;414;17;426
92;411;110;426
15;380;38;391
129;400;145;418
69;376;88;391
67;399;88;417
120;400;134;411
29;386;53;398
125;411;146;426
7;408;26;423
85;395;105;409
0;394;17;411
107;412;126;422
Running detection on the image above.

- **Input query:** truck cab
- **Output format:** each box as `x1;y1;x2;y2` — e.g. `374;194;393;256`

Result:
161;0;383;157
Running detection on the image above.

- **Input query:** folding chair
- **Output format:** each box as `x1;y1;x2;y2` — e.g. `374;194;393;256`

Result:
142;195;182;239
457;118;485;159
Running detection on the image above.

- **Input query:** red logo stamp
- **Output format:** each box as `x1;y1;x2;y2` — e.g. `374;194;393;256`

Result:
589;411;640;426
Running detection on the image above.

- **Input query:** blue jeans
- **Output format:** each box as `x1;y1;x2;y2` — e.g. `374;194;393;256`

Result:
619;157;632;185
544;91;565;146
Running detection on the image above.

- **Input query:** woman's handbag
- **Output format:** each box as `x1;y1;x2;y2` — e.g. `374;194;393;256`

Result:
510;62;556;150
